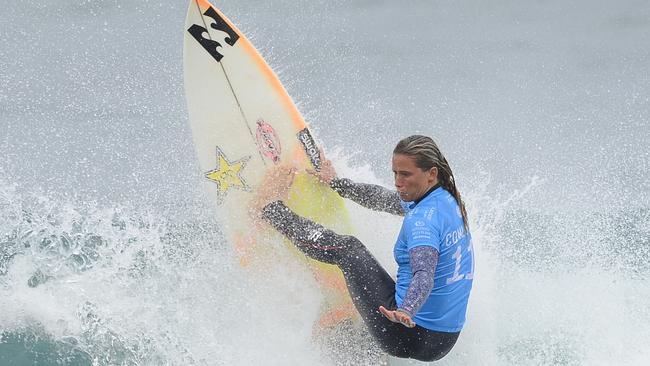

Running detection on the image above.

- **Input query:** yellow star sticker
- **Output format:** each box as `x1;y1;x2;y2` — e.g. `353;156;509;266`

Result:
204;147;250;197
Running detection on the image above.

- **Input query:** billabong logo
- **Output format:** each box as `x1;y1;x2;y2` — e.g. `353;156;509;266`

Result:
187;6;240;62
297;128;321;171
255;119;281;164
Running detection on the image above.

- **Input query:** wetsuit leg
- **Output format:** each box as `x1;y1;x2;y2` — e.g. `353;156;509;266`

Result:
261;201;460;362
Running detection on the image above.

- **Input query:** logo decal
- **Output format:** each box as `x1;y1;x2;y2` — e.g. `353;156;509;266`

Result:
187;6;240;62
204;147;250;198
297;128;321;171
307;230;324;242
255;119;281;164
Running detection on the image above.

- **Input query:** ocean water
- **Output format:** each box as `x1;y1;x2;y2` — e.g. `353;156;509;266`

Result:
1;0;649;365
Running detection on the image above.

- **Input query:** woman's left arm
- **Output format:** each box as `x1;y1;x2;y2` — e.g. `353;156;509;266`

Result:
397;246;439;318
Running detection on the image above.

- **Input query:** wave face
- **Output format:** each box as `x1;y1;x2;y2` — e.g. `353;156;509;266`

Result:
1;0;649;365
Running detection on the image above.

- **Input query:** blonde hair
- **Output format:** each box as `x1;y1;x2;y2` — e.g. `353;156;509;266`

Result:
393;135;469;230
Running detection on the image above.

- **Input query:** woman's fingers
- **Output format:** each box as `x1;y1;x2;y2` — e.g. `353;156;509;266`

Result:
379;306;416;328
378;306;397;322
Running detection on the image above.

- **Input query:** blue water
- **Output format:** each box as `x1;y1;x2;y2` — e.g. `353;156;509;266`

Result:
1;0;649;365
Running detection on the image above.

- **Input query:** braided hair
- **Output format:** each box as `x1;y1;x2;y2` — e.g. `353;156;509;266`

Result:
393;135;469;230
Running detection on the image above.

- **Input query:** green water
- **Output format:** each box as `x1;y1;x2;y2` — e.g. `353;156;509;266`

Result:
0;331;91;366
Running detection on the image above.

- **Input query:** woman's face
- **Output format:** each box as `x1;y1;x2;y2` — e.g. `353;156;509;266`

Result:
392;153;438;202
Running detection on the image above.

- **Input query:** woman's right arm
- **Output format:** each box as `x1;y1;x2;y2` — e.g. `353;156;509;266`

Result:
330;178;404;216
308;149;404;216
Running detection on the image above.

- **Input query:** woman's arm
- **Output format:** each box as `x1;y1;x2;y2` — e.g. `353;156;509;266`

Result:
396;246;438;318
307;150;404;216
379;246;438;328
330;178;404;216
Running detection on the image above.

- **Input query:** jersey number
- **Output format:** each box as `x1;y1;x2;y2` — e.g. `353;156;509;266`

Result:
446;240;474;284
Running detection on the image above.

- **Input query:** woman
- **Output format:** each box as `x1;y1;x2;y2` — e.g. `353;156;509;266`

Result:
259;135;474;362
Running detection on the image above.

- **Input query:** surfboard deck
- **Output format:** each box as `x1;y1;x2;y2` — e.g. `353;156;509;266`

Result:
183;0;359;327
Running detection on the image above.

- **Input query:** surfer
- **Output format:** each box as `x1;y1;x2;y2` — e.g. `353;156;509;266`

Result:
255;135;473;362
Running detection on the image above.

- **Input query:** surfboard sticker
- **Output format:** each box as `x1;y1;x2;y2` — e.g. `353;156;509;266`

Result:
187;6;240;63
255;119;282;164
204;147;251;199
297;128;322;171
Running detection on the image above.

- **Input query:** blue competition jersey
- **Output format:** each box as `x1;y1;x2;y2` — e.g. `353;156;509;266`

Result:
394;186;474;332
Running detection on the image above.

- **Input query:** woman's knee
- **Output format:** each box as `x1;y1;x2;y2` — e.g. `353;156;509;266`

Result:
336;235;364;250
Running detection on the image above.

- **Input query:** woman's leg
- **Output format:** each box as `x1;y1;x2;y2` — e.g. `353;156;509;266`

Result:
261;201;459;361
261;201;396;331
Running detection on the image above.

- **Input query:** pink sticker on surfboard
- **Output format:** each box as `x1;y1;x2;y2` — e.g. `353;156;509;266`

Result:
255;119;282;164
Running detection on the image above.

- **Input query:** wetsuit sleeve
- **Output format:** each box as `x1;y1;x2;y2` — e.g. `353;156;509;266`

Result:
397;246;438;318
330;178;405;216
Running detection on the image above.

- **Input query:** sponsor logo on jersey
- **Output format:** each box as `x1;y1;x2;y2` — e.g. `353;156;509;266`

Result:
411;221;433;241
255;119;281;164
188;6;240;62
297;128;321;170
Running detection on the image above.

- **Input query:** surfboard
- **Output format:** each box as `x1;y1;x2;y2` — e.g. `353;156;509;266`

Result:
183;0;358;328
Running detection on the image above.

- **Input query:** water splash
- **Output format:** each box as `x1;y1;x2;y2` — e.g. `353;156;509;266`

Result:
0;181;333;365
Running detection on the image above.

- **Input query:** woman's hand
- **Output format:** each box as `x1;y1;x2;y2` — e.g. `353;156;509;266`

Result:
379;306;416;328
249;164;297;217
306;148;337;185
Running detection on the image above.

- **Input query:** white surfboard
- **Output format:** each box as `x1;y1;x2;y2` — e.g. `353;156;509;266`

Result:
183;0;358;328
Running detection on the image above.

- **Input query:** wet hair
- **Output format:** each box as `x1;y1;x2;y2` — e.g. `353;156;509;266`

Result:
393;135;469;230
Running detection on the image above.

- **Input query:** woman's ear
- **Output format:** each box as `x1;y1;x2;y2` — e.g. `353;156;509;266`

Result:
429;166;438;182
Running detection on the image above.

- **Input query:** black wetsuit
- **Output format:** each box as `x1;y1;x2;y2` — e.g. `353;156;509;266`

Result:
261;178;460;362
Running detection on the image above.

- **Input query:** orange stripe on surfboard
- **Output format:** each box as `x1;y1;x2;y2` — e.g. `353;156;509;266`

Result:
195;0;212;11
